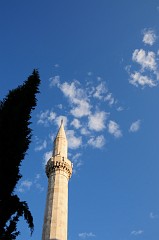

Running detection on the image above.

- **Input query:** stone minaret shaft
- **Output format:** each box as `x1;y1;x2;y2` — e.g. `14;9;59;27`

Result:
42;120;72;240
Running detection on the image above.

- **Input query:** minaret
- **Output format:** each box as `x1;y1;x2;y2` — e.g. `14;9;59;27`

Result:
42;120;72;240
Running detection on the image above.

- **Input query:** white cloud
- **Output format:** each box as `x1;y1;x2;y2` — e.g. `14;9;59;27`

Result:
21;180;32;189
116;106;124;112
88;135;105;148
52;79;118;128
125;65;131;73
55;115;68;127
72;153;82;162
81;127;90;135
108;120;122;138
48;112;56;122
131;230;143;236
72;153;83;174
93;82;107;100
34;174;44;192
60;81;77;99
88;111;107;131
127;34;159;88
17;188;25;193
150;212;158;219
66;130;82;149
143;29;157;46
35;139;47;151
17;174;45;193
104;93;115;106
49;132;55;142
132;49;156;71
49;75;60;87
97;76;102;81
71;119;81;129
43;151;52;166
129;120;141;132
47;78;122;150
78;232;96;239
57;104;63;109
37;110;49;125
129;71;157;87
59;81;91;118
35;173;40;181
35;183;44;192
37;110;56;126
70;99;91;118
17;180;32;193
87;72;93;76
54;64;59;68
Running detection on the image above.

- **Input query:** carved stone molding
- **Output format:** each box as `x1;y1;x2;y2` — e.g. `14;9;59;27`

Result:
46;157;72;179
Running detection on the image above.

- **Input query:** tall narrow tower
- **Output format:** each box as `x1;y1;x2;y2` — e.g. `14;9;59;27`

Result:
42;120;72;240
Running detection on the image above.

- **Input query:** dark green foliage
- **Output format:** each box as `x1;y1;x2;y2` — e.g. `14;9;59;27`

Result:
0;70;40;239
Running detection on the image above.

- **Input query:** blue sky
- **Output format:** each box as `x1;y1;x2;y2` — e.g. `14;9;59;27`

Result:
1;1;159;239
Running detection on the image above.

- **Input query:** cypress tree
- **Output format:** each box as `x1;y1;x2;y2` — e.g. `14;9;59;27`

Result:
0;69;41;239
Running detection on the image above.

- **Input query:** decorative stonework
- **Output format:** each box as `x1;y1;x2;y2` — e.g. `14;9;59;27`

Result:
46;156;72;180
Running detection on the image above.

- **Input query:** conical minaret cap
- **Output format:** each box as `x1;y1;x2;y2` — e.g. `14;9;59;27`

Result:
53;119;68;159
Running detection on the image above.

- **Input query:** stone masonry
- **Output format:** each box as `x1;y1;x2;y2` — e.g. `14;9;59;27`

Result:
42;120;72;240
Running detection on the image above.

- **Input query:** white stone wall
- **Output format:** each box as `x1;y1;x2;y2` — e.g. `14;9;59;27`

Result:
42;170;69;240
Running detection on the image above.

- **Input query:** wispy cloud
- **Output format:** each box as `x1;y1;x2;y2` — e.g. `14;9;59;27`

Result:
34;174;44;192
17;175;44;193
78;232;96;239
37;110;56;126
71;118;81;129
35;173;40;180
131;230;144;236
35;139;47;151
116;106;124;112
71;99;91;118
60;81;78;99
57;103;63;109
129;71;157;87
87;72;93;76
132;49;156;71
150;212;158;219
35;183;44;192
54;64;60;68
43;151;52;166
66;130;82;149
88;111;107;132
80;127;90;135
38;75;123;157
93;82;107;100
21;180;32;188
127;29;159;88
49;75;60;87
72;153;83;174
142;29;157;46
17;180;32;193
88;135;105;148
104;93;115;105
108;120;122;138
59;81;91;118
55;115;68;127
51;77;117;120
129;120;141;132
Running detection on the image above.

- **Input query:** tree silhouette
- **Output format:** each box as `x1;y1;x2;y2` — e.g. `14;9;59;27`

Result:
0;70;41;239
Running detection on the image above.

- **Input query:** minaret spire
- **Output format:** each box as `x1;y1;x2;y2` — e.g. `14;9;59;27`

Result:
42;119;72;240
53;119;67;159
